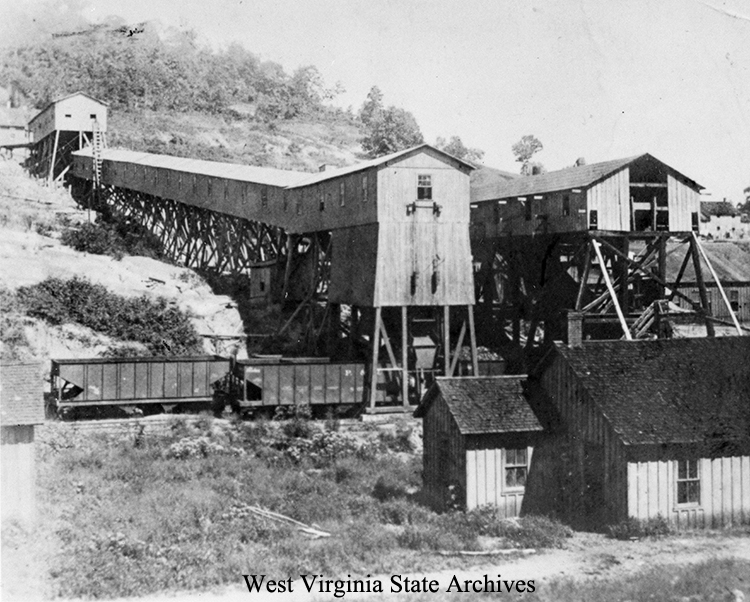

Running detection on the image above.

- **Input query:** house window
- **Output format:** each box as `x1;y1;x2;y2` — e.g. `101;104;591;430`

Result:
362;175;368;202
417;175;432;200
676;459;700;505
319;190;325;212
339;181;346;207
505;448;528;489
261;187;268;208
65;114;72;118
90;114;96;119
562;195;570;217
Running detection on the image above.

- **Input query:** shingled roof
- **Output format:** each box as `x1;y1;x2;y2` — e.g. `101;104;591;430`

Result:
415;376;543;435
0;363;45;426
472;153;702;202
550;338;750;450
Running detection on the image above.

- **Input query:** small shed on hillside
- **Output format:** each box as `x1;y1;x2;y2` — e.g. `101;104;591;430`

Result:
530;337;750;529
0;362;45;524
415;376;543;513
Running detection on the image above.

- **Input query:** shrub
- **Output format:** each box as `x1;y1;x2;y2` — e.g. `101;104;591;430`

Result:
607;515;674;540
15;277;202;355
61;214;164;260
372;474;408;502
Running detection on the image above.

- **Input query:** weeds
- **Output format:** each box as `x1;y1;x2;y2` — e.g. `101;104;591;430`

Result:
35;418;574;599
607;515;675;540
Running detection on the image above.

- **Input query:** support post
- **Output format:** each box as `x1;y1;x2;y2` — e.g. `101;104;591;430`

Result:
443;305;450;377
657;234;667;298
401;307;409;407
688;233;715;337
48;130;60;184
468;304;479;377
692;233;743;335
369;307;382;411
575;240;592;311
592;239;632;340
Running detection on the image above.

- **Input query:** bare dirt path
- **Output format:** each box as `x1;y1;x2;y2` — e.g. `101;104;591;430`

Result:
87;532;750;602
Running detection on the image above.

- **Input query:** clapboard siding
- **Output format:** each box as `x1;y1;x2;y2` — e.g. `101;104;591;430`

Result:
668;172;700;232
587;168;629;231
627;456;750;527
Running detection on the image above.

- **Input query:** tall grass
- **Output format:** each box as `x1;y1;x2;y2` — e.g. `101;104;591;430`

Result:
37;418;572;599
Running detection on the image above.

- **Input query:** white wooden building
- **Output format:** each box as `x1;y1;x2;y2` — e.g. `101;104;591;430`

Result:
1;362;45;525
414;375;543;513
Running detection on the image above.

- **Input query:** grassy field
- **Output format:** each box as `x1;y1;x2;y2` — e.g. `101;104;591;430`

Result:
13;416;570;600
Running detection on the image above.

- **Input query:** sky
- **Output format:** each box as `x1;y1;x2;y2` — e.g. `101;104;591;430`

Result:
2;0;749;201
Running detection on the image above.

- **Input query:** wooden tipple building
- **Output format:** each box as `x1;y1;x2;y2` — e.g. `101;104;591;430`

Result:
70;143;479;411
470;153;743;353
27;92;107;184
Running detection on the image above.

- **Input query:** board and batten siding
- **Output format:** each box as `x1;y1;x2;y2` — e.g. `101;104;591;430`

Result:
538;355;629;525
627;456;750;528
0;426;36;524
667;173;700;232
422;395;465;510
586;167;630;231
465;440;532;516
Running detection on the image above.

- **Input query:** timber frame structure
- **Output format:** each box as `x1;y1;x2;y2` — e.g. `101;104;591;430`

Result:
68;143;480;413
474;230;745;356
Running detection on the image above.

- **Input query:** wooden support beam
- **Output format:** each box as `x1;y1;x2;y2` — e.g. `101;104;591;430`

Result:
592;239;632;340
370;307;382;410
449;319;467;377
688;234;716;337
692;233;743;335
467;305;479;377
48;130;60;184
575;241;592;311
667;244;692;302
657;234;667;298
401;307;409;407
443;305;450;377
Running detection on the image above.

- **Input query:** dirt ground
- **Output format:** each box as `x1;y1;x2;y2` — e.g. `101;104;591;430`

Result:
4;527;747;602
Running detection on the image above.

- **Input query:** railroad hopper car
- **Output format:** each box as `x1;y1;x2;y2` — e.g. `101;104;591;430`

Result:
230;356;367;416
51;356;230;417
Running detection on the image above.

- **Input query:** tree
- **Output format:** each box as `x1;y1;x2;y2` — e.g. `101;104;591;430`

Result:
435;135;485;165
512;135;544;175
361;106;423;157
359;85;383;126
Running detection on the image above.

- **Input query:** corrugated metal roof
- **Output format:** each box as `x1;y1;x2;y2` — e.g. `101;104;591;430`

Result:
287;144;475;188
74;148;310;187
473;155;639;202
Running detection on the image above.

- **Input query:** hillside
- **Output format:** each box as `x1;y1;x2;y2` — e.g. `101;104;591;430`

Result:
108;109;363;172
0;159;247;362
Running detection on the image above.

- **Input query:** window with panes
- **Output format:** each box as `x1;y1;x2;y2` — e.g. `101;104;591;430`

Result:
505;448;528;489
676;459;700;505
417;175;432;200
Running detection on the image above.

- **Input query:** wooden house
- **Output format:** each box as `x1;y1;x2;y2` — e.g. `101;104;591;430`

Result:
529;337;750;529
1;362;45;525
470;153;703;239
27;92;107;144
414;376;543;513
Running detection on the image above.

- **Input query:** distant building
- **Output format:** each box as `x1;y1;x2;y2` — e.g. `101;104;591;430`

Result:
1;362;45;525
702;214;750;240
